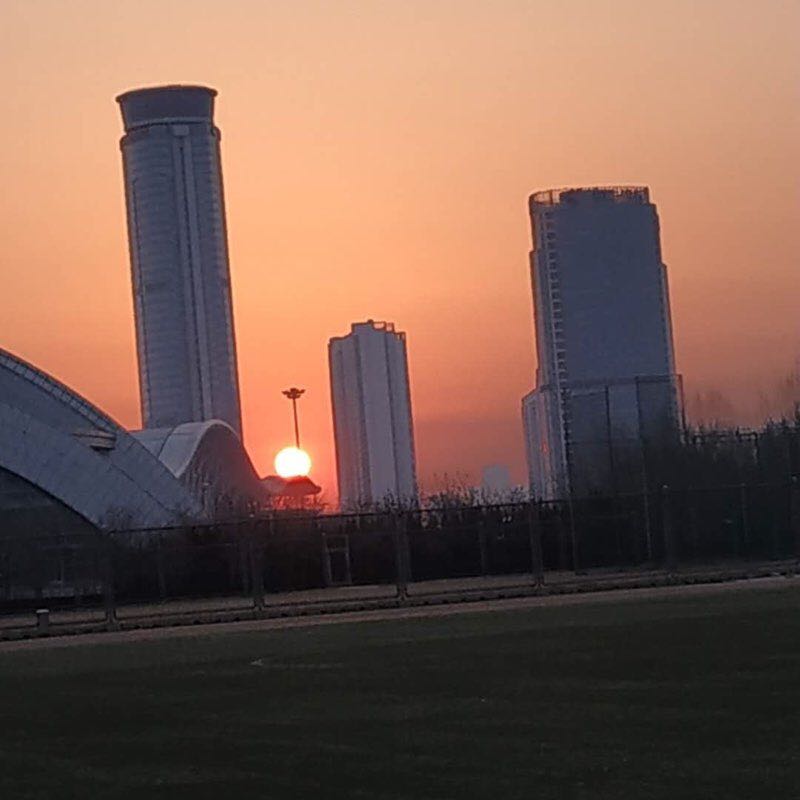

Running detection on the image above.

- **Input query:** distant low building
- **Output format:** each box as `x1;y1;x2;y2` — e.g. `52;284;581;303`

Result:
328;321;418;509
480;464;512;498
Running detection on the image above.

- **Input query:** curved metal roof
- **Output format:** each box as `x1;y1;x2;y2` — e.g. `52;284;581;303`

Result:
132;421;266;517
0;348;201;529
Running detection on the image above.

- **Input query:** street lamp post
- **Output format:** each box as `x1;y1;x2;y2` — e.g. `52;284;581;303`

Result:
282;387;305;447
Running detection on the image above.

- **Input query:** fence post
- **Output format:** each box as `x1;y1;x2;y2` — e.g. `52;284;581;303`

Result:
249;521;265;613
556;504;570;571
611;493;623;566
528;501;544;586
237;522;251;595
393;511;409;602
772;482;783;560
661;485;677;573
738;483;749;557
790;476;800;565
641;488;653;564
155;533;167;600
567;496;581;574
1;541;11;603
477;510;489;576
102;535;118;631
321;530;333;588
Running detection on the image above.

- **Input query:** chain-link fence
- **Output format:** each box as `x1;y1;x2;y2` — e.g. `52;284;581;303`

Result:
2;477;799;638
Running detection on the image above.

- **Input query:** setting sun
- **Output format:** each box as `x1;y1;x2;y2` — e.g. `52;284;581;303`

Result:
274;446;312;479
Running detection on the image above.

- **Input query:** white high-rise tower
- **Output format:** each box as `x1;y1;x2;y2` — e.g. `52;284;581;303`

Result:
329;321;418;509
117;85;242;436
522;187;680;498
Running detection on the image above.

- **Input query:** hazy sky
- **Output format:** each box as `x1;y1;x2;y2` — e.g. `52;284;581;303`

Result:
0;0;797;495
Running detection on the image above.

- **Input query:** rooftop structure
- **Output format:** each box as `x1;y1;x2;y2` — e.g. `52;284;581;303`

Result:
529;186;650;207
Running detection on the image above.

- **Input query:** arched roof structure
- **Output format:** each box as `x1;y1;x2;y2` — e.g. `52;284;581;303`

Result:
0;349;201;529
132;421;266;517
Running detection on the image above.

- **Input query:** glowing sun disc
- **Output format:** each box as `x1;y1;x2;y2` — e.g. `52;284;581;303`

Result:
274;446;312;478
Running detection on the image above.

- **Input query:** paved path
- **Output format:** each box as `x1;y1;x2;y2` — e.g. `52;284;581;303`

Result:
3;559;793;633
1;574;795;654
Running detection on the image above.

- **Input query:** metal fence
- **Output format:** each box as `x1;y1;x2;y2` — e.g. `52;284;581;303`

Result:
2;478;799;638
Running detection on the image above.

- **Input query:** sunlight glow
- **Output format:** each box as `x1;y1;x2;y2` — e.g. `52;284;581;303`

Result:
274;446;312;478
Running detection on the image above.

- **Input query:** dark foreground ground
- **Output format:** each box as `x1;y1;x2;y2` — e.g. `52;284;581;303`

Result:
1;583;798;799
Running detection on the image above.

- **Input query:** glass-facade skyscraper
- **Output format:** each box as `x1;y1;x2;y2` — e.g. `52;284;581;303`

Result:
522;187;680;498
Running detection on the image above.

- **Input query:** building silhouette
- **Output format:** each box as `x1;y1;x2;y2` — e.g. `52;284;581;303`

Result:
117;85;242;436
522;187;680;499
329;321;418;509
0;349;265;531
480;464;512;498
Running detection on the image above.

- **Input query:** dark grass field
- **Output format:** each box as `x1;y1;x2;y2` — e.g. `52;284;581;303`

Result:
1;585;799;799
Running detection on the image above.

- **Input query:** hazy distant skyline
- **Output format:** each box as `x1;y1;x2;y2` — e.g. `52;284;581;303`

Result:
0;0;797;494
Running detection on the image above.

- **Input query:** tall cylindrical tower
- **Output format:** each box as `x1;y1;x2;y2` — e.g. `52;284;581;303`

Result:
117;85;242;437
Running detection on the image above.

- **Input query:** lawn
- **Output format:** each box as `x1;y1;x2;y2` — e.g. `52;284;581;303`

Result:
1;585;798;799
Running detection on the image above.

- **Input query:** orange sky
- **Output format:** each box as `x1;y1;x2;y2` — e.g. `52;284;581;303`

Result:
0;0;798;498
